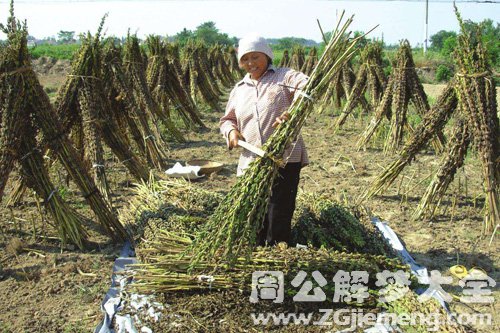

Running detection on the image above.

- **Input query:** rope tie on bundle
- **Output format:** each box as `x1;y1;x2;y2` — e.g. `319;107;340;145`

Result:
264;153;285;168
0;66;32;78
456;71;489;78
46;188;57;204
67;74;101;81
278;84;314;101
20;148;42;161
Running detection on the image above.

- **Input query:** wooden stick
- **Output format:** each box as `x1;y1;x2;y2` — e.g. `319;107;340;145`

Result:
9;208;20;233
30;212;37;241
34;193;47;240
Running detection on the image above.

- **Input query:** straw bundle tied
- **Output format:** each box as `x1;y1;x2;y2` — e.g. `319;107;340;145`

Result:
356;40;444;153
361;81;458;201
334;42;387;128
55;20;149;186
187;13;371;267
414;114;471;219
361;7;499;232
102;42;146;156
300;46;318;75
183;41;223;112
226;46;244;78
132;232;408;297
0;5;125;246
18;122;89;249
288;45;306;71
278;49;290;68
78;77;113;206
102;38;170;171
316;63;357;112
124;33;185;145
145;36;205;130
453;8;499;232
208;44;235;89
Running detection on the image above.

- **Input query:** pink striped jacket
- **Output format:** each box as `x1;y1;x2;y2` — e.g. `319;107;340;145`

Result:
220;66;309;175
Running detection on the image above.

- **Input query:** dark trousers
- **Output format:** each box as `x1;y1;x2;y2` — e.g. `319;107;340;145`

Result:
257;162;301;246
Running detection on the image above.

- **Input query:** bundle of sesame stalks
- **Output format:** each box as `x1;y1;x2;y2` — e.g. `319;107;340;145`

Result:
182;41;223;112
334;42;387;129
226;46;243;78
165;43;185;84
17;124;89;248
124;33;185;144
356;40;444;153
360;81;458;202
292;193;391;256
145;35;204;130
187;13;370;266
208;44;235;89
317;62;357;112
102;41;145;158
55;20;149;186
288;45;306;71
131;231;409;296
361;7;499;232
452;8;499;232
300;46;318;75
414;114;471;219
101;38;170;171
278;49;290;67
0;5;124;246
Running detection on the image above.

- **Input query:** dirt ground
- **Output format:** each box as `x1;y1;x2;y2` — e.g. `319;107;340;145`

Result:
0;61;498;332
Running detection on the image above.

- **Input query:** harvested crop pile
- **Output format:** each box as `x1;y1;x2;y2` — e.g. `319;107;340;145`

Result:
361;7;499;231
356;40;444;153
121;179;409;300
119;177;468;333
334;42;387;129
0;7;127;247
121;179;391;258
291;193;392;256
146;35;205;130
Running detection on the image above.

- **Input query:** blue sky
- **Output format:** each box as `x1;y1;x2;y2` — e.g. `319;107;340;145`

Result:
0;0;498;45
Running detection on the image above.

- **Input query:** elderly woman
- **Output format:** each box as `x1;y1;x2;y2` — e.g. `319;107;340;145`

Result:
220;35;309;246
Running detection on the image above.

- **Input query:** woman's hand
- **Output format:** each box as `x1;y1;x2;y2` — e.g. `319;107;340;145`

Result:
228;129;244;150
272;112;290;128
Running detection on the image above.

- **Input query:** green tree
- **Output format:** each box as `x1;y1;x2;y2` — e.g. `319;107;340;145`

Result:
194;21;234;46
275;37;296;50
430;30;457;50
195;21;219;44
57;30;75;44
477;19;499;68
353;31;369;49
173;28;194;46
441;35;457;57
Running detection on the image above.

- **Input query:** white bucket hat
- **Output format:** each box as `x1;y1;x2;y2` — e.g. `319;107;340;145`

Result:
237;34;274;62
